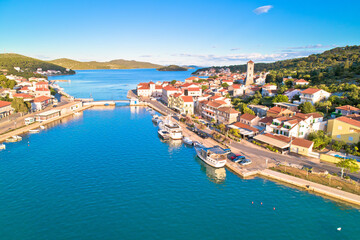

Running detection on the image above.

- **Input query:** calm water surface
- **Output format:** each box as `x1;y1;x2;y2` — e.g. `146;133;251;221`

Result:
0;70;358;239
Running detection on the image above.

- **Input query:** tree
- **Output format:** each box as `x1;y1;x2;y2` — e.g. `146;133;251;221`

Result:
11;97;30;113
299;102;316;113
238;103;255;115
272;94;289;103
336;158;360;179
170;80;177;85
331;140;346;152
307;130;331;150
218;124;226;133
201;85;208;91
221;83;229;88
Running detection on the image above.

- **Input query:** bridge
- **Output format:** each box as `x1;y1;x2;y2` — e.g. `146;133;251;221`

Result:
83;100;131;106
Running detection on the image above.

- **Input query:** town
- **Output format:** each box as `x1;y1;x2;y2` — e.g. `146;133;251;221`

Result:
136;60;360;186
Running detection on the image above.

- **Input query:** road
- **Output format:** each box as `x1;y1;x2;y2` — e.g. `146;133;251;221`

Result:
145;98;360;181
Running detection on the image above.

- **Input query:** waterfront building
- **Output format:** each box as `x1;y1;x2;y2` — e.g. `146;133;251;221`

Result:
161;85;181;104
299;88;331;104
35;109;61;122
31;96;53;111
327;114;360;144
0;100;14;119
11;93;34;102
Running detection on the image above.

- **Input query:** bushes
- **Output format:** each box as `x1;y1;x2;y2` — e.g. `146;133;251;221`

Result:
266;145;279;153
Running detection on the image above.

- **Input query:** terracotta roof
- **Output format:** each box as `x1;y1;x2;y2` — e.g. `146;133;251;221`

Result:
206;101;226;108
186;76;199;80
301;88;321;94
33;96;52;102
173;93;182;98
36;81;48;85
259;116;273;125
233;122;259;132
181;96;193;102
240;113;257;121
13;93;34;99
305;112;323;119
294;79;309;83
292;138;313;149
336;116;360;128
335;105;360;111
163;85;178;91
248;60;254;64
268;106;286;114
0;100;11;108
264;133;291;143
232;84;242;89
35;88;50;91
187;87;200;91
217;107;239;114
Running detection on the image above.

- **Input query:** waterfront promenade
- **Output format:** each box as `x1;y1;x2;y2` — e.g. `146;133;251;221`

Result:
144;98;360;206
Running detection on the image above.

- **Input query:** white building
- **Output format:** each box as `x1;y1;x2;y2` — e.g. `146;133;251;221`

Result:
300;88;331;104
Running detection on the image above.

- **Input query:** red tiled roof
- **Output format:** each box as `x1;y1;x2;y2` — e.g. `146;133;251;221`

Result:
0;100;11;108
292;138;313;149
36;81;48;85
268;106;286;114
294;79;309;83
187;87;200;91
301;88;321;94
259;116;274;124
233;122;258;132
336;116;360;128
181;96;193;102
163;85;178;91
240;113;257;121
13;93;34;99
217;107;239;114
264;133;291;143
335;105;360;111
33;96;52;102
35;88;50;91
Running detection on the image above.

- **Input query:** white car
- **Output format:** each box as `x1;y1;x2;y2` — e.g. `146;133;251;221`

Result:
239;159;252;166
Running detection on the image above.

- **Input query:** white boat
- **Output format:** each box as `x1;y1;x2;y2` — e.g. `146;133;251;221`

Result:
74;111;81;116
183;137;193;146
40;125;45;130
152;115;159;123
0;144;5;150
6;135;22;143
195;145;227;168
29;129;40;133
158;118;182;140
158;129;170;140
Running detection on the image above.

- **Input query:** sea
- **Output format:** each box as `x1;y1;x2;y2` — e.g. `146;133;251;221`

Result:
0;69;359;239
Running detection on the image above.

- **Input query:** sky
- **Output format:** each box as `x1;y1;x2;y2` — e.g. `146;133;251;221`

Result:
0;0;359;66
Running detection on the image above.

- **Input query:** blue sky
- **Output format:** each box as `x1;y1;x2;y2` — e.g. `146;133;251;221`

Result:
0;0;359;66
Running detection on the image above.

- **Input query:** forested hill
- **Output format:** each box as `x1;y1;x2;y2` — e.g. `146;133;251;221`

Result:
49;58;162;70
0;53;74;76
193;45;360;84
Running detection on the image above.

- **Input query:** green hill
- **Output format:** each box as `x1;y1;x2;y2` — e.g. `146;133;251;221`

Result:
193;45;360;85
49;58;162;70
0;53;75;77
157;65;188;71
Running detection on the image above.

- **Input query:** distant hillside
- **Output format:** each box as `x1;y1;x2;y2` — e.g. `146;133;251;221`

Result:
0;53;74;77
193;45;360;84
157;65;188;71
49;58;162;70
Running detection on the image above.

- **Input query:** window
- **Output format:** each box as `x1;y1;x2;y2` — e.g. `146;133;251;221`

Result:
338;126;342;130
349;137;353;141
337;135;341;139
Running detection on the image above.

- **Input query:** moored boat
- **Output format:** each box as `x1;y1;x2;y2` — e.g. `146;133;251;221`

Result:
159;118;182;140
0;143;5;150
6;135;22;143
158;129;170;140
195;145;227;168
152;115;159;123
40;125;45;129
183;137;193;146
29;129;40;133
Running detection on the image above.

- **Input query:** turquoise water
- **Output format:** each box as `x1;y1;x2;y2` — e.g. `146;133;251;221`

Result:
50;69;198;100
0;69;359;239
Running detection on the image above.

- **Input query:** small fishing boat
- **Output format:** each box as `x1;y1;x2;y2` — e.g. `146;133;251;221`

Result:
152;115;159;123
195;145;227;168
29;129;40;133
6;135;22;143
0;144;5;150
158;129;170;140
183;137;193;146
40;125;45;130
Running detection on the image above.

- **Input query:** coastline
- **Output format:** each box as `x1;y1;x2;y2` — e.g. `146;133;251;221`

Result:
144;99;360;207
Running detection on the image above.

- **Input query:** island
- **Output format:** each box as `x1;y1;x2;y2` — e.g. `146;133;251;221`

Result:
157;65;188;71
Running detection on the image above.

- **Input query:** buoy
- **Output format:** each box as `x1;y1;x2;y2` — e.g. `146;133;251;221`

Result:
337;227;341;231
261;202;263;205
252;201;254;204
273;207;275;210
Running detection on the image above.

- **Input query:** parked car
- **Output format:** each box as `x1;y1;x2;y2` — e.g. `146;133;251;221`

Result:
239;159;252;166
231;154;245;160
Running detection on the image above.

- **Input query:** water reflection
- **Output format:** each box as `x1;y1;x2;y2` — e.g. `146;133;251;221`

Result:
195;157;226;184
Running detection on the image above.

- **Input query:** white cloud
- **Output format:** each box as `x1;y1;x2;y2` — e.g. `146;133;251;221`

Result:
253;5;273;15
287;44;338;50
